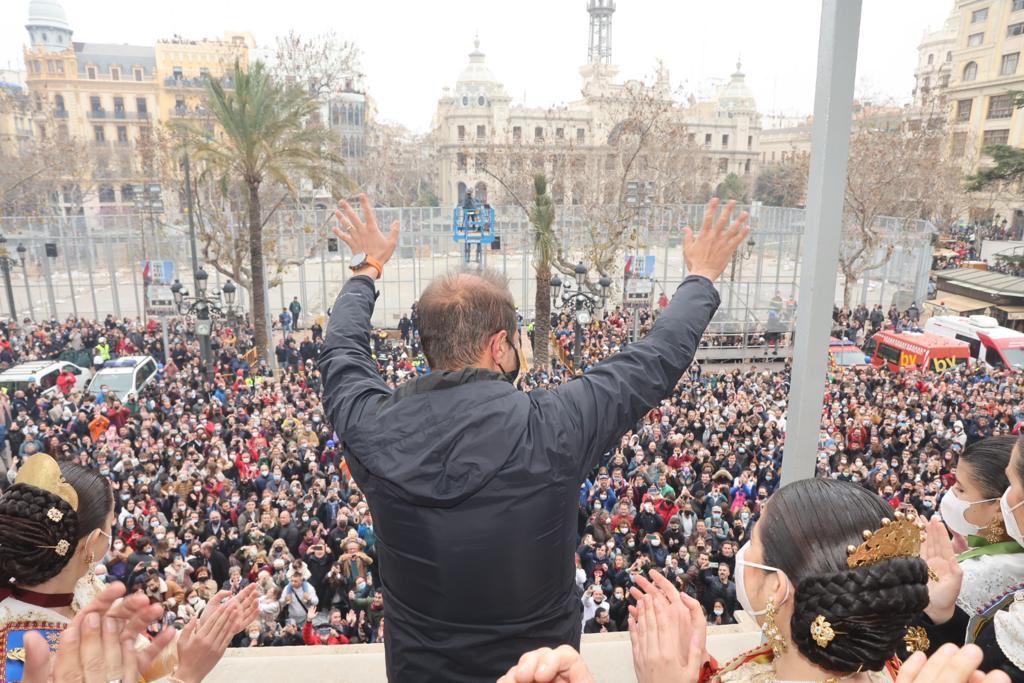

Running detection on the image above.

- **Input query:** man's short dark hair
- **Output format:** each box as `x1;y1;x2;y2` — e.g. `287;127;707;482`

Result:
417;270;517;370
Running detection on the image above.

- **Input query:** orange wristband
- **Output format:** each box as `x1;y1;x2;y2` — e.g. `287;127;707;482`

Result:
365;256;383;280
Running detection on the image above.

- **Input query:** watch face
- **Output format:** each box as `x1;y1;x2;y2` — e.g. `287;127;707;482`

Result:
349;252;366;268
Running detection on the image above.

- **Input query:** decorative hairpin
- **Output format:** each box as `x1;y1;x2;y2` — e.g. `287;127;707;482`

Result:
14;454;79;511
810;615;837;648
845;510;924;570
46;508;63;523
38;540;71;557
904;626;930;653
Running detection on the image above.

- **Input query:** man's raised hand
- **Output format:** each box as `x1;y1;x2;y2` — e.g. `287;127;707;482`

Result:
332;194;400;267
683;199;751;282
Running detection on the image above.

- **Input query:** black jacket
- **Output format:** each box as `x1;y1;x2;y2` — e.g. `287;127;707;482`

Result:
922;606;1024;682
320;274;719;683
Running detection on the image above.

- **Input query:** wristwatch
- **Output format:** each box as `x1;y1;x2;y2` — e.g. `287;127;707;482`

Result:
349;253;383;280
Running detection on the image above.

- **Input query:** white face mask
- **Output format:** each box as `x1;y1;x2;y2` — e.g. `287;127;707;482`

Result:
999;488;1024;546
939;488;998;538
734;542;788;618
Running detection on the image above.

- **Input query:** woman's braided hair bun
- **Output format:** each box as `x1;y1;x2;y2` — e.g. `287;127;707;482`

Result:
0;483;80;585
790;556;929;673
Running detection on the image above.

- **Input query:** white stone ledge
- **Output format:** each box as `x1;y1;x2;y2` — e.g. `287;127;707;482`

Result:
204;614;762;683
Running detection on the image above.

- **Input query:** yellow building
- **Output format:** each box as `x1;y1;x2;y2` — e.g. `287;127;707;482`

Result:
947;0;1024;165
20;0;251;215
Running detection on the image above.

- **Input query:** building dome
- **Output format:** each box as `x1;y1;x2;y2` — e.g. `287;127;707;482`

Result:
457;38;498;85
717;60;756;111
453;37;507;101
27;0;70;30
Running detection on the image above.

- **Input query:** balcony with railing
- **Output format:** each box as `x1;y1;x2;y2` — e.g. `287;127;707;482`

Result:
87;109;107;119
163;76;234;90
170;105;211;119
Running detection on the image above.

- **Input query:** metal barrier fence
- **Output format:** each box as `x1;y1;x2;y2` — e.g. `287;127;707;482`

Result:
0;205;934;332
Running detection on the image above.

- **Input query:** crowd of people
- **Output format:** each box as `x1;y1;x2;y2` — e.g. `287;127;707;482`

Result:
0;276;1020;682
3;295;1023;647
831;301;923;345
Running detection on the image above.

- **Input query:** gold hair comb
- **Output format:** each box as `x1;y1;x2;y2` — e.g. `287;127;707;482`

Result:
15;454;78;511
845;510;923;570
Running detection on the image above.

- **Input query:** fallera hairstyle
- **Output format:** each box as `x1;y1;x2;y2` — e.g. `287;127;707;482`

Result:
959;436;1014;499
0;462;112;586
759;478;929;674
416;269;517;370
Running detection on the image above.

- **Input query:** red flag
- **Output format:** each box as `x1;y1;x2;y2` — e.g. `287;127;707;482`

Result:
142;260;151;284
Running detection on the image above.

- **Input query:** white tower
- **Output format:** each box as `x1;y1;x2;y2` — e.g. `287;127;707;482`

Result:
587;0;615;66
25;0;73;53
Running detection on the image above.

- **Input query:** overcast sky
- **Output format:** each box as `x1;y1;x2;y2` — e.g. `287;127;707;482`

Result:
2;0;954;132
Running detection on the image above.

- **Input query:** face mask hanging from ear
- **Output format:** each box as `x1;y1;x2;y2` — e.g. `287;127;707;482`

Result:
498;335;521;385
735;541;789;617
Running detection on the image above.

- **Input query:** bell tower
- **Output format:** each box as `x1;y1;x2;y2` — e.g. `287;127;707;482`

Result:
587;0;615;66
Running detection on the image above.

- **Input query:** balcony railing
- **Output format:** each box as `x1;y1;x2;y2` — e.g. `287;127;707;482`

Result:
164;76;234;90
170;106;211;118
87;110;107;119
54;109;68;118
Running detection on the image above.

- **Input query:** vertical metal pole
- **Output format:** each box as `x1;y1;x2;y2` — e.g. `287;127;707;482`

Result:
64;239;79;319
320;245;327;314
781;0;863;485
298;233;308;330
83;225;99;320
42;253;57;319
129;244;142;319
183;153;199;294
0;258;15;321
161;316;171;365
106;241;121;318
19;254;32;320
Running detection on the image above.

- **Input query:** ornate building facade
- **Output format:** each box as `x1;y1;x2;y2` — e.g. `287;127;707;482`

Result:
20;0;253;216
431;0;762;206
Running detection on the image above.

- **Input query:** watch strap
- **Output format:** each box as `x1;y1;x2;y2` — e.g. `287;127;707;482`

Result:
357;256;383;280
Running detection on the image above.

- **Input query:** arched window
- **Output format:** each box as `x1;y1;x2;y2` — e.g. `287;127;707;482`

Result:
964;61;978;82
457;182;468;204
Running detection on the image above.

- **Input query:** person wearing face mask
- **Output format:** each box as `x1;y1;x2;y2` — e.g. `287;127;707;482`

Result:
706;478;929;682
922;435;1024;681
320;195;748;682
933;438;1024;615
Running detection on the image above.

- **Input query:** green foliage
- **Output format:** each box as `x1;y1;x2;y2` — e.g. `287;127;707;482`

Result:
177;59;343;362
182;60;344;193
966;144;1024;191
715;173;748;202
754;165;807;207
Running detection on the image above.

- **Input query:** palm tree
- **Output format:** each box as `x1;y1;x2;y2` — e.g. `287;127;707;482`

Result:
530;174;556;370
181;60;342;363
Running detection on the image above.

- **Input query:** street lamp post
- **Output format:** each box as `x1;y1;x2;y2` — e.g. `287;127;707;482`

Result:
16;244;31;320
550;263;612;372
0;236;17;321
222;279;237;327
171;267;227;382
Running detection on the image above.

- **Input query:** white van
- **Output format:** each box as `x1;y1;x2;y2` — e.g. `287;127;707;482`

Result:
87;356;159;399
0;361;89;398
923;315;1024;370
